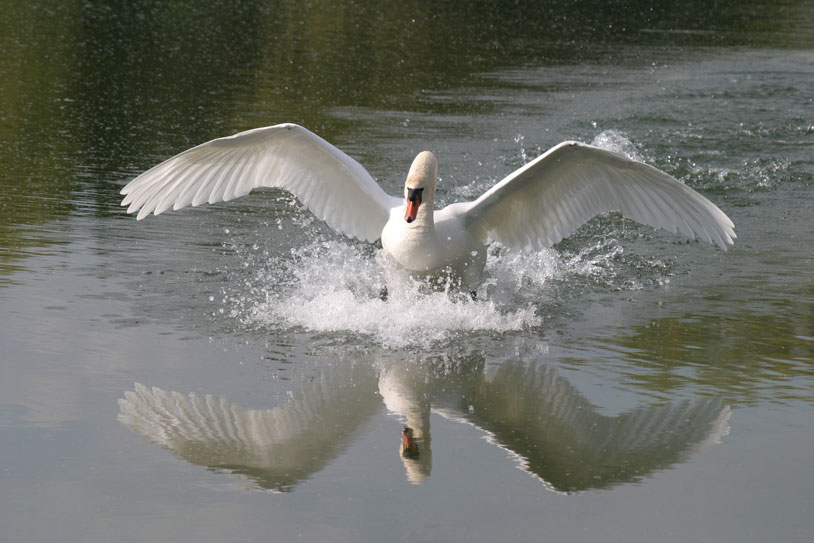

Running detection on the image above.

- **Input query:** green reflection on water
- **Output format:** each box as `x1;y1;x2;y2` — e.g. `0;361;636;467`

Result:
593;310;814;405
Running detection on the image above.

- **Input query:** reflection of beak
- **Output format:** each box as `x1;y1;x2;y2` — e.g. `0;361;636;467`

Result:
402;427;419;459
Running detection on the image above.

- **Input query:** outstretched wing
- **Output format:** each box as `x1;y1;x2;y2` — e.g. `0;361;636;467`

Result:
463;141;736;251
120;123;401;242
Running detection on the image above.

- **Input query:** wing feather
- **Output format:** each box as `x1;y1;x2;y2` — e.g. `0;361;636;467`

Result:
464;141;735;251
121;124;401;242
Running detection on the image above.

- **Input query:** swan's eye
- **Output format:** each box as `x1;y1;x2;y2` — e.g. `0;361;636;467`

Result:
406;187;424;203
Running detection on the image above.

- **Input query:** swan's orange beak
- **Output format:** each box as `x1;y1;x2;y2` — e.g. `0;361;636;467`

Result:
404;187;423;223
405;199;419;223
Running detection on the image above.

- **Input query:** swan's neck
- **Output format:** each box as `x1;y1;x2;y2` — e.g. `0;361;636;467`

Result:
410;198;435;228
403;151;438;230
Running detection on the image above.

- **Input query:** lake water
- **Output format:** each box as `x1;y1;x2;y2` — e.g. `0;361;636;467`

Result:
1;1;813;542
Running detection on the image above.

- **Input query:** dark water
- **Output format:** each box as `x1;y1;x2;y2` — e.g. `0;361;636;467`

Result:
1;1;813;542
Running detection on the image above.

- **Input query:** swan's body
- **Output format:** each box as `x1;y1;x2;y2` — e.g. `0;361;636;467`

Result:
380;153;487;286
121;123;735;287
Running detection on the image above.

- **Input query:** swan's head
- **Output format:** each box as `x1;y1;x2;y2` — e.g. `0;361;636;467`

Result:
402;427;419;459
404;151;437;223
400;425;431;484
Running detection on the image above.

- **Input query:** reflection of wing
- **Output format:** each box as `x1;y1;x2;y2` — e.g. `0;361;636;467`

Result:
118;365;379;491
459;362;730;493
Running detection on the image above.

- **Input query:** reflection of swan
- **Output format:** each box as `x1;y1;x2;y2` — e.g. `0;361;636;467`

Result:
379;360;729;492
118;364;379;492
119;358;729;492
121;124;734;288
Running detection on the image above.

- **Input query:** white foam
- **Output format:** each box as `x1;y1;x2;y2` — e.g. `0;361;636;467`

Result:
227;240;543;349
218;232;669;349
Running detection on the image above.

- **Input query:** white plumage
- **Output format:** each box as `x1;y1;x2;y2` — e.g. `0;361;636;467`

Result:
121;123;735;287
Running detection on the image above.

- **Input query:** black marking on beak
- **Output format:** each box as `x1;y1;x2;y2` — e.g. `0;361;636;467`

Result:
405;187;424;223
407;187;424;202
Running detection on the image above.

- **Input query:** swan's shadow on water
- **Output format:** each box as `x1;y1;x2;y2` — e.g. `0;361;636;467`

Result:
118;352;729;494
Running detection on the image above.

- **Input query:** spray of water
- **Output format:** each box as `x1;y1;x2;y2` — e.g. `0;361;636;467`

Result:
213;131;673;349
221;239;542;349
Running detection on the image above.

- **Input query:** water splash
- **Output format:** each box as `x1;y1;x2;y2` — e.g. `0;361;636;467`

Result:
209;132;678;349
591;130;647;162
211;213;677;349
221;239;541;349
689;156;792;190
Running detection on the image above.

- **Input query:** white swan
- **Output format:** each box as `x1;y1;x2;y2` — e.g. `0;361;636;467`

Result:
121;124;735;287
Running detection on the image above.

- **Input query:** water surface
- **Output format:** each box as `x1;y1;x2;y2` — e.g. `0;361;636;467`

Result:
1;1;813;542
